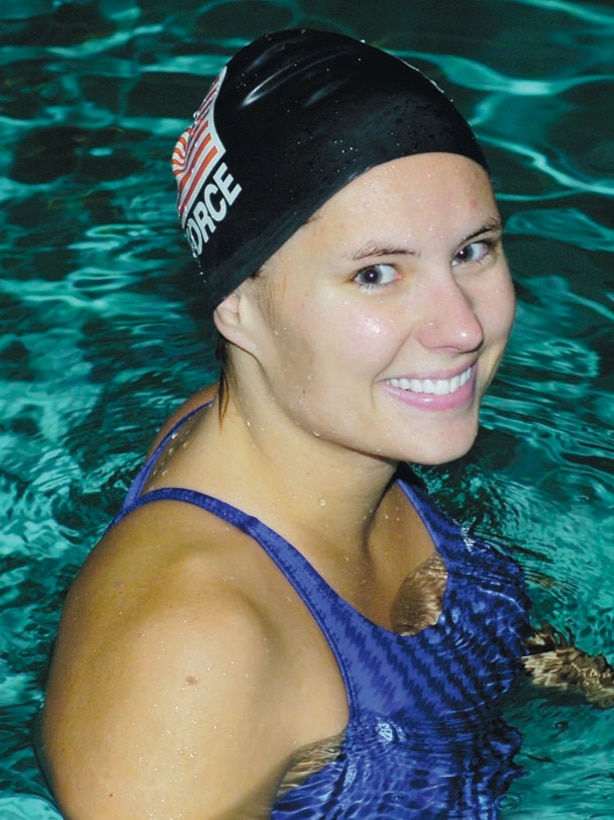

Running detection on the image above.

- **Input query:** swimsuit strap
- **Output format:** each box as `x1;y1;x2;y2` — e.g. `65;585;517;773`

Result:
115;408;528;722
116;484;365;710
115;477;465;720
122;402;209;507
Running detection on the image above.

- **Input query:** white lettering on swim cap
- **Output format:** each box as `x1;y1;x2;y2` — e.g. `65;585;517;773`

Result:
173;67;243;230
213;163;241;206
204;183;227;221
184;161;242;252
186;219;203;257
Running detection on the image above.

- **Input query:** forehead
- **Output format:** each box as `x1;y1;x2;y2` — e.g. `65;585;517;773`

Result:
257;152;498;284
321;152;493;216
299;153;496;247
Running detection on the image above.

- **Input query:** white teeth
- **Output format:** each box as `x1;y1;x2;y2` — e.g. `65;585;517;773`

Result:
388;366;472;395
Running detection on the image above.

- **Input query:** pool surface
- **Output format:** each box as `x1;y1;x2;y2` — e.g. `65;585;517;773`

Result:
1;0;613;817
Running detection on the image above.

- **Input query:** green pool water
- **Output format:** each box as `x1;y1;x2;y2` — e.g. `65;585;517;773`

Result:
1;1;612;817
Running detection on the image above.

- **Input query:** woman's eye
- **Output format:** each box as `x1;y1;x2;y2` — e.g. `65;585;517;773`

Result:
353;263;398;288
452;240;494;266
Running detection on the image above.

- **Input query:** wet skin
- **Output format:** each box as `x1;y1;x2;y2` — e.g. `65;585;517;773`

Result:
40;153;516;819
230;152;515;469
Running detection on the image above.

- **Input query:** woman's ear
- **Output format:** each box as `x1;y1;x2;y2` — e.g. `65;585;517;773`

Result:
213;286;260;355
213;289;240;338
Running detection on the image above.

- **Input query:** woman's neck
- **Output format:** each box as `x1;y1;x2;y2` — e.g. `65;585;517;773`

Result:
198;387;401;559
151;386;434;622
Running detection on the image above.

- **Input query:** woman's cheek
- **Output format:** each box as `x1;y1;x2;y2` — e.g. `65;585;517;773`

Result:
344;313;401;364
495;275;516;342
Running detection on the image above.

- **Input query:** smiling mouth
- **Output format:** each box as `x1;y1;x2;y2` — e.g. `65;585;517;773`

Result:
387;366;473;396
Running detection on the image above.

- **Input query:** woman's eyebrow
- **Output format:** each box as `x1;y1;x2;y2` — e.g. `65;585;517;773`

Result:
348;242;417;261
347;218;504;262
461;218;504;244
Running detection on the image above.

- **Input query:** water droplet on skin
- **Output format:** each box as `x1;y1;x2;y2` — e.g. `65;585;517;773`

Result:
319;497;327;507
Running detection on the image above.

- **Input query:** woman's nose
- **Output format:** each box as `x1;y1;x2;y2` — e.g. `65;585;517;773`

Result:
416;275;484;353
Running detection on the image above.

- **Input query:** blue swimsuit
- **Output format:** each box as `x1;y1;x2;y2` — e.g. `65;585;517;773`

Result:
116;407;531;818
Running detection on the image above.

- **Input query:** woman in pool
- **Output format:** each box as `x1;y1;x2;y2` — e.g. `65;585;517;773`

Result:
39;29;613;819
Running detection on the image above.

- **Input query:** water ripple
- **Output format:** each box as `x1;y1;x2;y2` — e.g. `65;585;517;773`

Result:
1;1;612;816
506;208;614;252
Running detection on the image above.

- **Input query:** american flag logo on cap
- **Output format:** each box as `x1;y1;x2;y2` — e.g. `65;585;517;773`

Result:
172;68;228;228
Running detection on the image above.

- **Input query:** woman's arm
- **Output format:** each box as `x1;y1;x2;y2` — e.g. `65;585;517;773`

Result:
39;508;295;818
521;624;614;708
393;552;614;708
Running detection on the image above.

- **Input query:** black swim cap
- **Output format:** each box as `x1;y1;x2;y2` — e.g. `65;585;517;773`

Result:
172;29;488;309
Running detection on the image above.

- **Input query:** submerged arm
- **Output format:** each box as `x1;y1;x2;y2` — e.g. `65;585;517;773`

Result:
522;623;614;708
392;552;614;708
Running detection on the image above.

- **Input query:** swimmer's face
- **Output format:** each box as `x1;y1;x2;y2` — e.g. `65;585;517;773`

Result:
237;152;515;466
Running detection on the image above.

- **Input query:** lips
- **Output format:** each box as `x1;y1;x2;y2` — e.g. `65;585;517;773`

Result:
387;365;473;396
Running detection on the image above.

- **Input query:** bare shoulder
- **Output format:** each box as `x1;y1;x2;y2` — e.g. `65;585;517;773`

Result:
41;503;301;818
